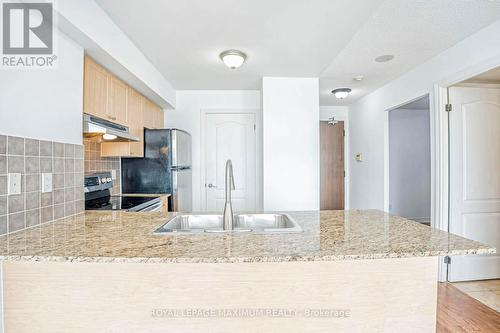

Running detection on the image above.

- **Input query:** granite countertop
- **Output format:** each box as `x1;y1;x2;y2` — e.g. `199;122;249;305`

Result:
0;210;494;263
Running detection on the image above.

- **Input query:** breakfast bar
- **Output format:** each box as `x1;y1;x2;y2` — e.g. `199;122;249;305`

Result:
0;210;494;332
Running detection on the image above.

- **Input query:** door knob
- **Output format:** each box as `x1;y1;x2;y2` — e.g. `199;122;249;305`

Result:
207;184;216;188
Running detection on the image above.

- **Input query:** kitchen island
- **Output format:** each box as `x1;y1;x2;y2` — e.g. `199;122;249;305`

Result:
0;210;494;332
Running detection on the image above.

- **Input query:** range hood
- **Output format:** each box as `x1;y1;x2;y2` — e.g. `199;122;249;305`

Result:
83;114;140;142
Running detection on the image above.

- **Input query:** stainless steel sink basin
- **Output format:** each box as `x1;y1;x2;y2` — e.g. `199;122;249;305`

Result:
154;213;302;234
154;161;304;235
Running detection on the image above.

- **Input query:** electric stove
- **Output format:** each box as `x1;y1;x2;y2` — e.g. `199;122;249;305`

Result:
84;172;162;212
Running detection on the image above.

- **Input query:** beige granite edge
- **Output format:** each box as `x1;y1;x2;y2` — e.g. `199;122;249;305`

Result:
0;247;494;264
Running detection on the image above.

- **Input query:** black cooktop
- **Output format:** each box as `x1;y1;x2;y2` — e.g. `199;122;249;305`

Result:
85;195;158;211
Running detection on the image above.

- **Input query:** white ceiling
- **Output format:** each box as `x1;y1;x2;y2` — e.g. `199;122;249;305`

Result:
96;0;500;106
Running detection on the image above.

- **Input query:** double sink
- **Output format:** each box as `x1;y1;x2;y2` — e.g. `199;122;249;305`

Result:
154;213;302;234
155;160;302;235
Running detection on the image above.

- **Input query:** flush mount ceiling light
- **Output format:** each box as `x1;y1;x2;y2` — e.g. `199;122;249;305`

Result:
353;75;364;82
375;54;395;63
102;133;117;141
331;88;352;99
219;50;247;69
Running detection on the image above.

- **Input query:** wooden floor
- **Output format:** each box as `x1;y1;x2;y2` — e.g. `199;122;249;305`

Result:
437;282;500;332
453;279;500;312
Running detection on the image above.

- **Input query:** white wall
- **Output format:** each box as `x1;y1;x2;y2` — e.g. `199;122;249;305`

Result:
389;109;431;219
0;31;84;144
262;77;319;211
320;106;348;120
165;91;261;212
349;18;500;210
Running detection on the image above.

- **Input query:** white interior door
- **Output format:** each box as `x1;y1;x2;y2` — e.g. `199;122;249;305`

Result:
205;113;256;212
448;86;500;281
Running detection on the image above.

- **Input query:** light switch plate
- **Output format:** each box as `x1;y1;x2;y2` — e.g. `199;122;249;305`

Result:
41;173;53;193
355;153;363;162
8;173;22;195
111;169;117;180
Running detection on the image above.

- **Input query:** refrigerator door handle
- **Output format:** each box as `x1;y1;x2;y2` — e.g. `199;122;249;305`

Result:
171;129;178;167
172;168;192;212
171;129;192;168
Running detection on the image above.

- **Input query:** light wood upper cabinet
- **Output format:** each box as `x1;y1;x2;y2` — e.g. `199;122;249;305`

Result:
108;76;128;125
155;104;164;129
101;88;144;158
143;98;155;129
83;57;109;119
84;55;164;157
127;89;145;157
84;57;128;126
143;98;164;129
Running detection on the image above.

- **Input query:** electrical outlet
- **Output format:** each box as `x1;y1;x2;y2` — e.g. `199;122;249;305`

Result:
111;169;117;180
8;173;22;195
41;173;53;193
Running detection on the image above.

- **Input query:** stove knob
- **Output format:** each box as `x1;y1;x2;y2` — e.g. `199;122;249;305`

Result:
101;178;107;183
107;177;112;183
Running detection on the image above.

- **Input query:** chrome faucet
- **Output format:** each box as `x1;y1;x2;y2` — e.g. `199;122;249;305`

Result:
223;160;235;230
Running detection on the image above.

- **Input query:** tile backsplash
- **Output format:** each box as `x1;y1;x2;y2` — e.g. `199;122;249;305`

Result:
83;138;121;195
0;134;84;235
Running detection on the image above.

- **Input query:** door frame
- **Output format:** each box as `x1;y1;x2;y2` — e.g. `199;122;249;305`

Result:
434;57;500;281
446;83;500;282
379;57;500;281
200;109;261;212
383;94;431;218
382;91;448;281
384;100;434;222
319;115;349;209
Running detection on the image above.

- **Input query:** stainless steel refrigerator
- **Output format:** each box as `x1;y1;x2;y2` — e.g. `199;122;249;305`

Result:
121;129;192;212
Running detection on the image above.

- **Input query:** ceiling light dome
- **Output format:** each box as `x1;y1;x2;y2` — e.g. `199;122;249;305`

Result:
375;54;394;63
102;133;117;141
220;50;247;69
331;88;352;99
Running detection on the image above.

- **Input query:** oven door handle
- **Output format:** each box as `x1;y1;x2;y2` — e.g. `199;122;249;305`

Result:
140;201;163;212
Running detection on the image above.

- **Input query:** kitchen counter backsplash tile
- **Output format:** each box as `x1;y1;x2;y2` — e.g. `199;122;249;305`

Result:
84;138;121;195
0;136;6;154
0;134;84;235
